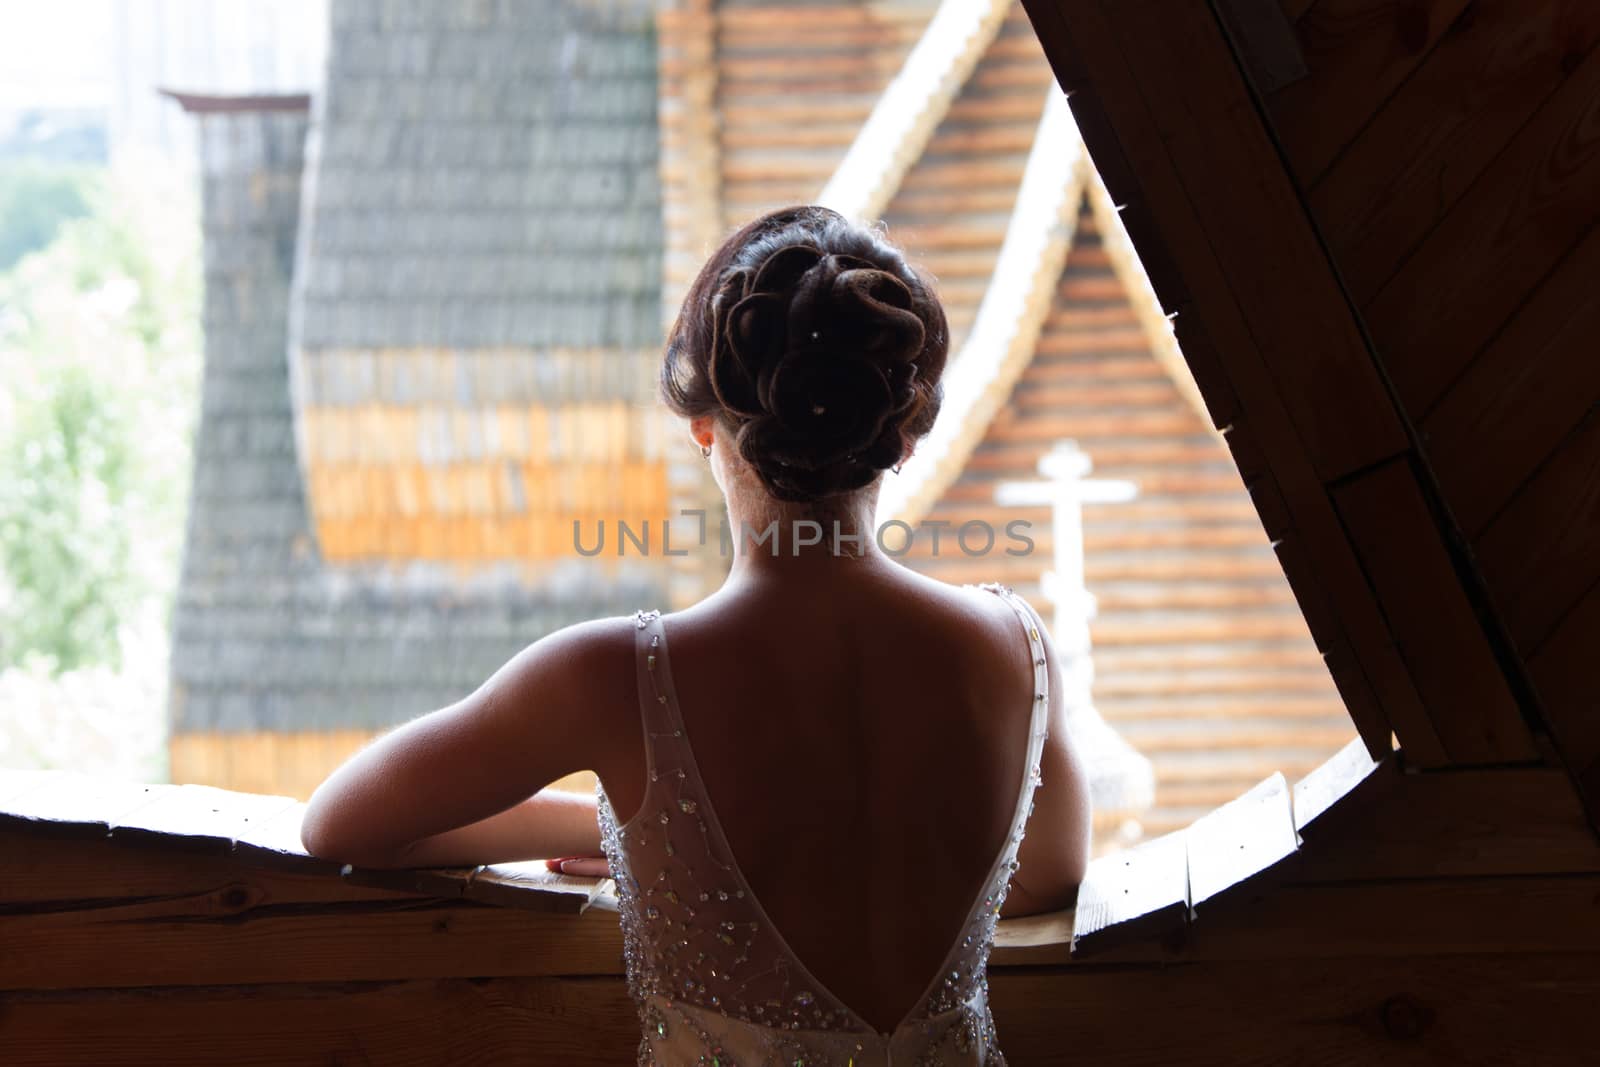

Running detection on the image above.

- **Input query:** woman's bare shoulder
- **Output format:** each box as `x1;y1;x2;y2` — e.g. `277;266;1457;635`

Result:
521;612;642;699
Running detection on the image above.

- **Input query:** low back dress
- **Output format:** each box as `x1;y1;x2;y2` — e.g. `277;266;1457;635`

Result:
596;581;1050;1066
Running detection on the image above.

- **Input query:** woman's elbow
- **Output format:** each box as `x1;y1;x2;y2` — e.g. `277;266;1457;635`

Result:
298;796;405;868
297;804;348;862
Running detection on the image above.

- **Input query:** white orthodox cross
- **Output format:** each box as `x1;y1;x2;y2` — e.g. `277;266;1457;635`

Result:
995;440;1137;712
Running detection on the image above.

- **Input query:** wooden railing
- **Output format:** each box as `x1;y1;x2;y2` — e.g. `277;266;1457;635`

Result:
6;742;1598;1064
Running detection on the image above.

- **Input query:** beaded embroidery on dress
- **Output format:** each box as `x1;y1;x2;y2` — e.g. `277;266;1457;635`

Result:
596;582;1050;1067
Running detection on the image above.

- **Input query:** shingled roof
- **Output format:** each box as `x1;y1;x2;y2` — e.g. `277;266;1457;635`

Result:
293;0;662;353
167;0;668;796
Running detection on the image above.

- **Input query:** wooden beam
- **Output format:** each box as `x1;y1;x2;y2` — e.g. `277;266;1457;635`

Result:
1527;578;1600;823
0;855;624;992
1422;225;1600;539
1264;0;1474;185
1331;457;1539;764
1020;0;1505;766
991;953;1600;1063
1360;44;1600;416
1310;2;1600;310
1292;759;1600;881
1473;407;1600;655
1;976;639;1066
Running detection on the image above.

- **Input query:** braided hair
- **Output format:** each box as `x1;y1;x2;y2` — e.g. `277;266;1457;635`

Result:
661;206;950;503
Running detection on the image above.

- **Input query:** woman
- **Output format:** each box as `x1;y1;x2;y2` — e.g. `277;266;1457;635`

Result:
302;205;1093;1064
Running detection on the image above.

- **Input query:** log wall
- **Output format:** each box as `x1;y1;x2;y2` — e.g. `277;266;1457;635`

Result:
5;749;1598;1065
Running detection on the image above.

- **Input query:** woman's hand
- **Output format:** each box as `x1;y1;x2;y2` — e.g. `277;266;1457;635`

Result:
544;855;613;878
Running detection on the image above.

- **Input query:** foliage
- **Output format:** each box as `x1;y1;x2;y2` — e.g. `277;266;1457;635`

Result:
0;162;97;272
0;162;200;684
0;364;136;669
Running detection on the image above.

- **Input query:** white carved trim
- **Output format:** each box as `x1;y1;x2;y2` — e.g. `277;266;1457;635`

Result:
816;0;1011;223
1086;172;1222;437
877;88;1087;527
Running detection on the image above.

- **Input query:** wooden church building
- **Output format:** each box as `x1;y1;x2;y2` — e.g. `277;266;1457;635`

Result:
4;0;1600;1063
160;0;1362;843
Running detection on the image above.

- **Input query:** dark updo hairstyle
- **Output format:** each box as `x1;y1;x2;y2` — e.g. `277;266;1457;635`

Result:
661;205;950;503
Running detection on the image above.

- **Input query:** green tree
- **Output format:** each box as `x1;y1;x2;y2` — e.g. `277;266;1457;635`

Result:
0;163;200;675
0;163;97;272
0;364;135;669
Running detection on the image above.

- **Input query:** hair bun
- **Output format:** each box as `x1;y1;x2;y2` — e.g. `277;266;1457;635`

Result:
663;208;950;503
828;268;926;364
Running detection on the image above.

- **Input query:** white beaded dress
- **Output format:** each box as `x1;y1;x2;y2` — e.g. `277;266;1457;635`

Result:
596;582;1051;1067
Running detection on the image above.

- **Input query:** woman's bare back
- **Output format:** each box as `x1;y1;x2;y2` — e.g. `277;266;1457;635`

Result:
595;562;1081;1032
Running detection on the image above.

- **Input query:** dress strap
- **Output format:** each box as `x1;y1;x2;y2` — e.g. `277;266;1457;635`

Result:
971;582;1051;744
632;608;686;787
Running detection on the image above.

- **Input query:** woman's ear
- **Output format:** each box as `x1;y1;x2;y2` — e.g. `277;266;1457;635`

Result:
689;414;716;452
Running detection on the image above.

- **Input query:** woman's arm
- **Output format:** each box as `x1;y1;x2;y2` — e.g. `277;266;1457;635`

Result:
319;789;603;870
300;617;633;869
1001;599;1093;917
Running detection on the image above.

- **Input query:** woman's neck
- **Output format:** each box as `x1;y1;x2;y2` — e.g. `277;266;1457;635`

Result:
720;488;889;582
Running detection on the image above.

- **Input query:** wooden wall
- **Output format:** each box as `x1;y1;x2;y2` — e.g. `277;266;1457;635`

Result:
168;731;597;802
1261;0;1600;808
298;380;671;564
6;748;1599;1065
1020;0;1600;823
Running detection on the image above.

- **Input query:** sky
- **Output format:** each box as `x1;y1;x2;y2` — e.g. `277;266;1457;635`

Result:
0;0;328;163
0;1;118;111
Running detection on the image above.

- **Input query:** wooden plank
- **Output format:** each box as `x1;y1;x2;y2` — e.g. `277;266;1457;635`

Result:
108;784;303;853
0;770;61;805
1473;406;1600;652
1290;735;1382;831
339;863;480;904
990;953;1600;1064
0;893;626;992
1;976;637;1067
1069;827;1189;957
464;860;611;913
229;799;331;871
1098;0;1409;480
1213;0;1310;95
992;908;1075;966
1184;773;1299;911
1332;457;1538;763
1313;1;1600;307
2;829;416;907
1422;224;1600;537
1290;762;1600;881
1272;520;1414;762
1363;45;1600;415
1265;0;1475;184
0;776;174;838
1526;578;1600;816
1181;874;1600;960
